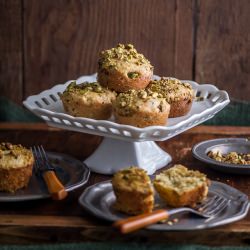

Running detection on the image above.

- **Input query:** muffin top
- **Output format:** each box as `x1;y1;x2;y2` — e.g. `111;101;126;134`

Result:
0;142;34;170
112;166;153;195
98;44;153;79
60;81;116;102
62;81;114;95
114;89;169;117
154;165;208;194
147;77;194;103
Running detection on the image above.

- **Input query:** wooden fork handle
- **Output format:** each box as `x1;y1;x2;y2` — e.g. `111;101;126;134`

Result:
113;209;169;234
43;171;68;200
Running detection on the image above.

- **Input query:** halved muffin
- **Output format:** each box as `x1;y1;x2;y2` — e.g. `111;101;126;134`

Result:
112;166;154;215
113;89;170;128
153;165;210;207
98;43;153;92
60;81;116;120
0;142;34;193
146;77;194;118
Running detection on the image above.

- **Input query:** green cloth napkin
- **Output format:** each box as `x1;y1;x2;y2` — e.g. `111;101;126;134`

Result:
0;243;249;250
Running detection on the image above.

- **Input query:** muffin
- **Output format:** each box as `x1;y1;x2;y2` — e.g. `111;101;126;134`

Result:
153;165;210;207
60;81;116;120
113;89;170;128
98;43;153;92
0;142;34;193
147;77;194;118
112;166;154;215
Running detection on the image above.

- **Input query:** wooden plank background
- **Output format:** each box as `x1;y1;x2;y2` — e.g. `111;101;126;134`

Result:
0;0;249;104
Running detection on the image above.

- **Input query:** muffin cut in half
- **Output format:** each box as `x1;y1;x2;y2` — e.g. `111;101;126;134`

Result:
98;43;153;92
112;166;154;215
113;89;170;128
146;77;194;118
153;165;210;207
0;142;34;193
60;81;116;120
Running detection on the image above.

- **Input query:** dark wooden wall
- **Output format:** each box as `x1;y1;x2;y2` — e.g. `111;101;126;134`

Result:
0;0;249;105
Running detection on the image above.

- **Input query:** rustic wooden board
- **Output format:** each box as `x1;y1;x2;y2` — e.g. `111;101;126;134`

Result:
0;0;23;104
195;0;250;100
0;123;250;245
23;0;178;98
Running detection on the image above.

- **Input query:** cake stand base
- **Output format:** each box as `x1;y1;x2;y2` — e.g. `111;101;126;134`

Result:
84;137;171;175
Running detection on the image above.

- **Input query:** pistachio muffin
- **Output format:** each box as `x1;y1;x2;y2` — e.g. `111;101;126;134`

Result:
153;165;210;208
113;89;170;128
0;142;34;193
147;77;194;118
98;44;153;92
60;81;116;120
112;166;154;215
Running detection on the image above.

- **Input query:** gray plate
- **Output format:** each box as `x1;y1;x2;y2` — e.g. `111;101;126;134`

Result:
192;138;250;174
79;180;249;231
0;151;90;202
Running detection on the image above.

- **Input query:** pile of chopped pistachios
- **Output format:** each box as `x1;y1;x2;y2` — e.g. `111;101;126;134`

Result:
207;150;250;165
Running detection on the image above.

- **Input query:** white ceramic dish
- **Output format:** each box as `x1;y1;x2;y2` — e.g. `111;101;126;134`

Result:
23;74;230;174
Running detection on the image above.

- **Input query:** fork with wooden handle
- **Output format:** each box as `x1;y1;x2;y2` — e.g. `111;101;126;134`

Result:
113;195;228;233
32;146;68;200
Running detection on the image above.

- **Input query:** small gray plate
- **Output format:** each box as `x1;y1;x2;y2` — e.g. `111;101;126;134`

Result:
79;180;249;231
0;151;90;202
192;138;250;174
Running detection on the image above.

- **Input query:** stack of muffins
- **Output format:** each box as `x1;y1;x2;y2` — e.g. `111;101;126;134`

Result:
60;43;195;128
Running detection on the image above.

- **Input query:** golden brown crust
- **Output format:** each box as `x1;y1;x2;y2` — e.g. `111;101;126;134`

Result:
146;77;194;118
60;81;116;120
169;98;193;118
113;89;170;128
112;166;154;215
0;164;33;193
114;110;168;128
98;68;152;92
98;44;153;92
0;142;34;193
153;165;210;208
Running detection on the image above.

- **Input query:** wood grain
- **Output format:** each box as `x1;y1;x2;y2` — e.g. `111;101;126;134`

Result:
195;0;250;100
0;123;249;244
174;0;194;79
0;0;23;103
23;0;177;98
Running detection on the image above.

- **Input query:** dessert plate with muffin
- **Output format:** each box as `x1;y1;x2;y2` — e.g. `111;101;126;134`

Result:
79;165;249;231
0;142;90;201
23;43;230;175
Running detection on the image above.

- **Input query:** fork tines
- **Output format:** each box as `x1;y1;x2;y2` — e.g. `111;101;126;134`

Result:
32;145;54;172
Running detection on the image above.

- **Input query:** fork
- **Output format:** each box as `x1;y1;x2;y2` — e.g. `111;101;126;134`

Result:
113;195;229;233
32;146;68;200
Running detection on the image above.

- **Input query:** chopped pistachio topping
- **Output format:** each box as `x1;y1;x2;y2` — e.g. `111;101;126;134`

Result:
63;81;110;95
0;142;31;159
115;89;166;116
127;72;140;79
98;43;152;69
146;77;194;102
207;151;250;165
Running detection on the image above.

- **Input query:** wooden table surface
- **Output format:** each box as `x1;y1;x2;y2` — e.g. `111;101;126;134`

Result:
0;123;250;246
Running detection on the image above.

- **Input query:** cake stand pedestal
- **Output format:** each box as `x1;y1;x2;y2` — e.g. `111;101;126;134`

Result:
84;137;171;175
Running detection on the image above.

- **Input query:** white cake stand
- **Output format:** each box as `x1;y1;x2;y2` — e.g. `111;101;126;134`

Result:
23;74;230;175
